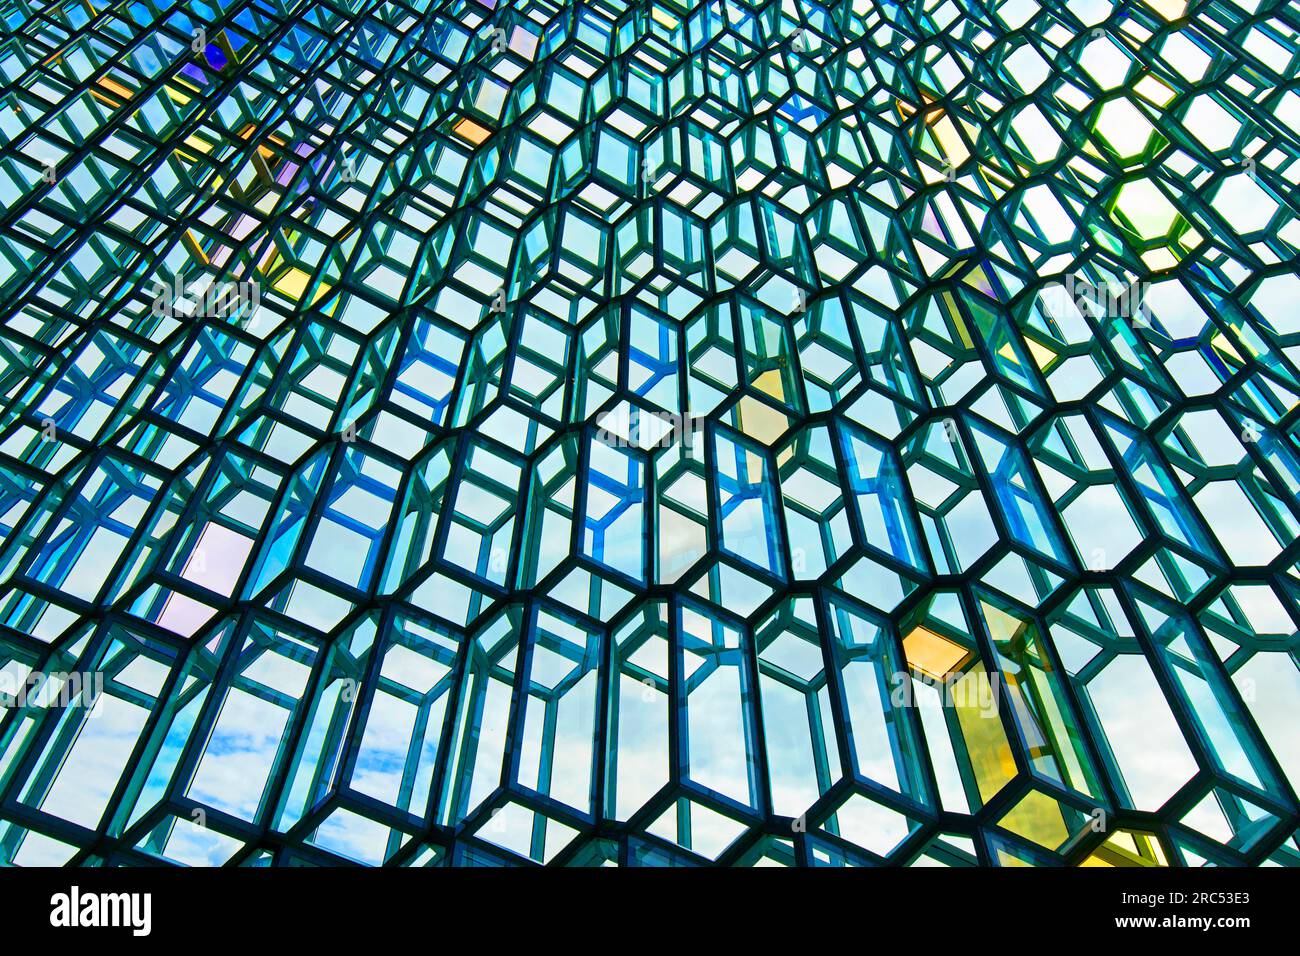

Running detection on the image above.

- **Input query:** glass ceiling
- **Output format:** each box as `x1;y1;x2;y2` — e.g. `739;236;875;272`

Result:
0;0;1296;866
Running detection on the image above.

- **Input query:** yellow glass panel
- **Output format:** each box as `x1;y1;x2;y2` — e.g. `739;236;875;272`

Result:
735;393;790;448
903;626;971;681
453;117;492;146
274;267;311;301
998;790;1070;850
1083;829;1169;867
953;668;1017;803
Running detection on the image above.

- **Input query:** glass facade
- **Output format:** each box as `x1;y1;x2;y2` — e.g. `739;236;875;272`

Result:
0;0;1296;866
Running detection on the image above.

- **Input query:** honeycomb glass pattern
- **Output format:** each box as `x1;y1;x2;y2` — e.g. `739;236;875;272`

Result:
0;0;1297;869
